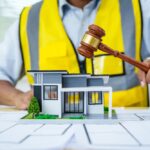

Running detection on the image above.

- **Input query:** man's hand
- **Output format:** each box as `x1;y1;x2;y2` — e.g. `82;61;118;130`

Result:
15;90;33;110
0;81;33;110
137;59;150;86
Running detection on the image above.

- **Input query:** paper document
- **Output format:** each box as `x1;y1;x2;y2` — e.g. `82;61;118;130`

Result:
136;113;150;120
0;124;42;143
0;122;16;133
0;112;27;121
122;121;150;145
32;124;71;135
85;124;138;146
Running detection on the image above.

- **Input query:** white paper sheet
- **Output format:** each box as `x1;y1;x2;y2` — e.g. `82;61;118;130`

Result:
136;113;150;120
0;124;74;150
0;122;16;133
19;135;70;149
0;135;73;150
86;124;126;133
18;128;74;150
122;121;150;145
0;112;27;121
89;132;138;146
72;124;89;145
32;124;71;135
0;124;42;143
116;114;140;121
86;124;138;146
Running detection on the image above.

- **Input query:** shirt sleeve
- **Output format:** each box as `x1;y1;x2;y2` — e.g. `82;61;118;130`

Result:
0;20;23;85
140;0;150;60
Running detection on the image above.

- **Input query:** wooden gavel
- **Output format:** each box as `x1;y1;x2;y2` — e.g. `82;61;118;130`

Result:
78;24;149;73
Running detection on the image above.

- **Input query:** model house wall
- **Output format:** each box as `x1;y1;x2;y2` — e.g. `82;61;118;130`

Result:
62;75;89;88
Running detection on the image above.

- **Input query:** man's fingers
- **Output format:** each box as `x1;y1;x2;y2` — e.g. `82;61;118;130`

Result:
18;103;28;110
137;70;146;87
137;59;150;86
144;60;150;84
146;70;150;83
26;90;33;97
18;91;33;109
14;90;34;110
24;90;33;102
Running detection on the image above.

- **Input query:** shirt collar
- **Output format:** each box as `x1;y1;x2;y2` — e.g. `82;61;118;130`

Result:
58;0;69;18
59;0;100;18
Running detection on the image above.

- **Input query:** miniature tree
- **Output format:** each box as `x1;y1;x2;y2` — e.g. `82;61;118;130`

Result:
28;96;40;118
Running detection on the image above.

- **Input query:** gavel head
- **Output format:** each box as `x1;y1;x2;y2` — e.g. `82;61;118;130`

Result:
78;24;105;58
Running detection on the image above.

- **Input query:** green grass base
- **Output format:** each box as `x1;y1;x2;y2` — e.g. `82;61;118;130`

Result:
35;114;59;119
23;113;85;120
63;115;86;119
22;107;116;120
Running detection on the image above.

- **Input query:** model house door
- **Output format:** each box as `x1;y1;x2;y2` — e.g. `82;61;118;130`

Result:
34;85;42;111
64;92;84;113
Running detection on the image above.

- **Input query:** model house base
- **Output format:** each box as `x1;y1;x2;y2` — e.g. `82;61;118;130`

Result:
28;71;112;118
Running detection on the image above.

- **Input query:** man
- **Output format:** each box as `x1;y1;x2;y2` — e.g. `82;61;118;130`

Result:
0;0;150;109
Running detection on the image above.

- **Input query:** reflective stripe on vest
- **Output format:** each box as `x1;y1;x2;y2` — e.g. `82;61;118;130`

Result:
106;0;140;91
93;0;141;91
27;1;43;70
21;0;141;91
108;0;140;91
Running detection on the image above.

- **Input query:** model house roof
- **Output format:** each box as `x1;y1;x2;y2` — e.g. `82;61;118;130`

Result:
27;70;68;74
28;70;109;85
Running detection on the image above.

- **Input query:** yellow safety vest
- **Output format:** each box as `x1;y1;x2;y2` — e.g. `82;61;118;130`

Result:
20;0;148;107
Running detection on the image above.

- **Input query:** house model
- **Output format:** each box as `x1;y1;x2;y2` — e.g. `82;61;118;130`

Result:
28;71;112;118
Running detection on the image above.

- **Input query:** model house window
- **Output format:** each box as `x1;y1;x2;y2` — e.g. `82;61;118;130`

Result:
44;85;58;100
68;92;80;104
64;92;84;113
88;91;102;105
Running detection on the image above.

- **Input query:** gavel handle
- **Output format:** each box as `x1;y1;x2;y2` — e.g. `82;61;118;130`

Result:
99;43;149;73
